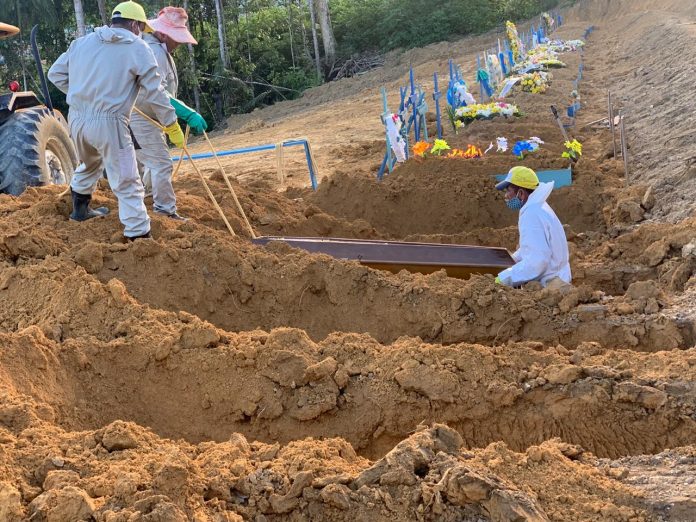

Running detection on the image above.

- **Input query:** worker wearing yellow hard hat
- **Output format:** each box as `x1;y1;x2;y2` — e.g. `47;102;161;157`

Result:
494;166;572;288
111;1;153;33
48;0;185;240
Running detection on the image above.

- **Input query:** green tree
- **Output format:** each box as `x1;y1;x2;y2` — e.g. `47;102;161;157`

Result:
1;0;561;129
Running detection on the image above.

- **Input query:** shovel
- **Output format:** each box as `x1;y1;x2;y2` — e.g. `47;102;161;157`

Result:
551;105;580;163
550;105;570;142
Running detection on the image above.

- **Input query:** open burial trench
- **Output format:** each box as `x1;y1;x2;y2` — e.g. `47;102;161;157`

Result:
0;256;696;464
0;186;692;352
301;135;614;241
47;227;690;351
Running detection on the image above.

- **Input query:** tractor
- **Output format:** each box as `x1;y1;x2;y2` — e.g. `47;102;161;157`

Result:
0;22;77;195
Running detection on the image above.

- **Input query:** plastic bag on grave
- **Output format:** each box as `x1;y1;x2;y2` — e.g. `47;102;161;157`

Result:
385;114;407;163
487;54;503;85
448;80;476;109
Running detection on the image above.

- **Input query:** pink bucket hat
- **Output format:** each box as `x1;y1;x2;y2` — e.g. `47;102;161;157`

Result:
148;7;197;44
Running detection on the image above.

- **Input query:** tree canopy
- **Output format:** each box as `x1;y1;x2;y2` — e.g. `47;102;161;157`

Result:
0;0;560;129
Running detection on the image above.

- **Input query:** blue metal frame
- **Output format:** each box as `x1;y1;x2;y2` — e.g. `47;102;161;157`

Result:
170;138;318;190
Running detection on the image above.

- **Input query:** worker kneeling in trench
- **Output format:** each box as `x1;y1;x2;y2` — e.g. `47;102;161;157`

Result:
494;166;572;289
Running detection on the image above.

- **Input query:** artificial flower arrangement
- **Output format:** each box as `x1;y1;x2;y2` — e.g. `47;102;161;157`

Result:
519;45;567;70
513;57;566;73
512;137;544;159
412;141;431;157
546;39;585;52
542;12;554;35
450;144;484;158
430;139;451;156
506;21;524;62
519;71;552;93
562;139;582;162
452;101;521;128
527;50;566;68
535;58;566;68
526;45;553;57
412;140;483;159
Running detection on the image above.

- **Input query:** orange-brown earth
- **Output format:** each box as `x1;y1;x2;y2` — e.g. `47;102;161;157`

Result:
1;1;696;521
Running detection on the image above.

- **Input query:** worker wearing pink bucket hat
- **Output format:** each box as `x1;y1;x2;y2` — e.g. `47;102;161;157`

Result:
149;6;198;45
130;6;207;221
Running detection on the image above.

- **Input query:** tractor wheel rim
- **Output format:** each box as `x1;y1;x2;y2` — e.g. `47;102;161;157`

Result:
45;148;68;185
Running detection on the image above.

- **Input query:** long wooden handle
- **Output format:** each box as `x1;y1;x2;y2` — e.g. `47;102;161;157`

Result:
172;125;190;179
132;108;236;237
181;145;237;237
550;105;570;142
202;131;257;239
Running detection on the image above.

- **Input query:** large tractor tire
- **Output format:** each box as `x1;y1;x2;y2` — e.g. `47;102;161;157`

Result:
0;107;78;196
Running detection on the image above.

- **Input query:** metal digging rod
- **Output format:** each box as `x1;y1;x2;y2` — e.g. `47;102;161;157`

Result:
30;25;53;111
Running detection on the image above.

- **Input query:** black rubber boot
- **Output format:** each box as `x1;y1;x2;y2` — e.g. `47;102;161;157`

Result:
154;209;188;221
125;231;151;242
70;190;109;221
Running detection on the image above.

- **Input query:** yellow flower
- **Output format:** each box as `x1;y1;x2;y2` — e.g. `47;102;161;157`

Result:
564;139;583;155
431;139;451;156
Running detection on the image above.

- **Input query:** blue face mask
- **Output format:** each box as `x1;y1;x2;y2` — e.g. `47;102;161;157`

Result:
506;197;524;210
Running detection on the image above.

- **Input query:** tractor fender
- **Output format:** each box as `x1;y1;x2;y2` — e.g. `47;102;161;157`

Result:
0;91;42;124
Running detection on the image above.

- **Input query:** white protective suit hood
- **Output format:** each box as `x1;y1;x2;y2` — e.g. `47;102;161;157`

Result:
94;25;141;44
521;180;554;208
497;181;572;287
48;26;175;125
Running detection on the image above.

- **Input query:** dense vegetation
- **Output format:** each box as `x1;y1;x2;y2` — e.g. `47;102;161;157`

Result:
0;0;559;128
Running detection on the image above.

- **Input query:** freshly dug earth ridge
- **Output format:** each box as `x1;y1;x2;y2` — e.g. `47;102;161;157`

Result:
1;1;696;521
0;196;690;350
1;294;695;458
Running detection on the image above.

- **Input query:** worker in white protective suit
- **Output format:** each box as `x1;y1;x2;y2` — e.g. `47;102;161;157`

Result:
48;1;185;240
131;6;207;221
494;166;571;288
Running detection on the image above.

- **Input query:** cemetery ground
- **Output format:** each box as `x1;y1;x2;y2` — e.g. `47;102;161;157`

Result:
1;0;696;521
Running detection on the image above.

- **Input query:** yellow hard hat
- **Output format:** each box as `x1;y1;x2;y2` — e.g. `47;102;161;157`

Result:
496;166;539;190
112;1;153;32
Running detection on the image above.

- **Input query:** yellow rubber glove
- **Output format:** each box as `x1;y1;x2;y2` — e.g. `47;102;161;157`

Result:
495;276;502;284
164;121;185;148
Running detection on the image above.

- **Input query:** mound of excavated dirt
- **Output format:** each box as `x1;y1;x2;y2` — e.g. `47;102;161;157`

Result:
0;191;689;350
310;151;622;238
0;415;660;522
2;293;696;459
0;276;695;520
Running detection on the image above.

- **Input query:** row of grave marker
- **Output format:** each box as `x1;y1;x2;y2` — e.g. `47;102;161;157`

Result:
476;11;563;104
378;11;567;180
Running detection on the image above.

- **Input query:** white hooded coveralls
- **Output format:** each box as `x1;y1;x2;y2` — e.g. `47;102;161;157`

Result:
130;33;179;215
48;26;176;237
497;181;572;287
